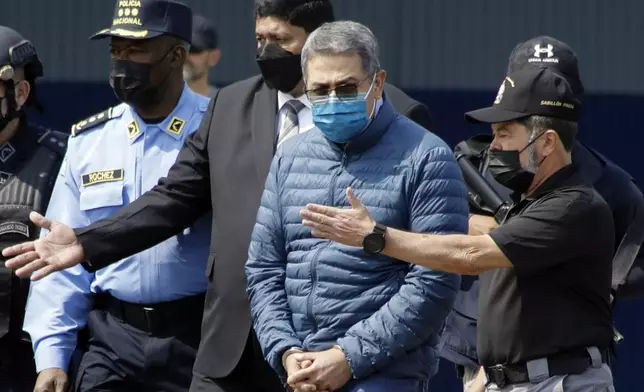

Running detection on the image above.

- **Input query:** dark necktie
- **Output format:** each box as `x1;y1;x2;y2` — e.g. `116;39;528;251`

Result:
277;99;305;148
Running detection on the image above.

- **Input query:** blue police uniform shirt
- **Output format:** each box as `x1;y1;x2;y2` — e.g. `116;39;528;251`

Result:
23;85;212;372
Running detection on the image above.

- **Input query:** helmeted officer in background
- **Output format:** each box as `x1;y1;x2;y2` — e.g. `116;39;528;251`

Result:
23;1;211;391
439;36;644;391
0;26;67;391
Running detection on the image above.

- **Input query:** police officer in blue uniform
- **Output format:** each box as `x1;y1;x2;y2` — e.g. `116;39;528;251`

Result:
0;26;67;392
23;1;212;391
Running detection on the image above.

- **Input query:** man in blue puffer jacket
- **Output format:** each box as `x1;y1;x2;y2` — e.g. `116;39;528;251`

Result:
245;21;469;392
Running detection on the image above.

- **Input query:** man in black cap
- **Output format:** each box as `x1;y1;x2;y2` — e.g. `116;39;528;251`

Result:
298;66;616;391
184;14;221;98
0;25;67;392
440;36;644;391
507;36;644;298
2;1;434;391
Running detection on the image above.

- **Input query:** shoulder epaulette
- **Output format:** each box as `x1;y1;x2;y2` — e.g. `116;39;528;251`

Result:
31;125;69;157
70;107;115;137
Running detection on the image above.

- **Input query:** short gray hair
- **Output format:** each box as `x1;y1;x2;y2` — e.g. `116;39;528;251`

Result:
517;115;578;151
301;21;380;79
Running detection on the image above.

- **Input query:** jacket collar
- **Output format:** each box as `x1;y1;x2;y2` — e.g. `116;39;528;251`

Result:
336;92;396;154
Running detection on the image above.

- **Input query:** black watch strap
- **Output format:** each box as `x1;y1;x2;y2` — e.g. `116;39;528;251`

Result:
373;223;387;236
363;223;387;255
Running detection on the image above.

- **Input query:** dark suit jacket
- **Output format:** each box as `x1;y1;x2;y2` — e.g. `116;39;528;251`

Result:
383;83;433;130
75;75;434;378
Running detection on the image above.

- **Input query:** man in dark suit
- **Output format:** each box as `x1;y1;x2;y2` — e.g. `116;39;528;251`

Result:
384;82;432;129
2;1;432;391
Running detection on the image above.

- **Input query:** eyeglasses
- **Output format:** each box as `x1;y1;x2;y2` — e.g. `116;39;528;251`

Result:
305;75;373;104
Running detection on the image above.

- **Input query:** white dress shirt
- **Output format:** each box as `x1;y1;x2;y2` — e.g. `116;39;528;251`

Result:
276;91;314;138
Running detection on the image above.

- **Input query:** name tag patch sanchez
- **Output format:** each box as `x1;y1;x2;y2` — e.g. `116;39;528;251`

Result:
81;169;124;186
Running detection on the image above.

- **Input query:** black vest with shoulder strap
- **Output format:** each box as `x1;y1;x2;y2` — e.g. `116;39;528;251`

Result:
0;125;67;341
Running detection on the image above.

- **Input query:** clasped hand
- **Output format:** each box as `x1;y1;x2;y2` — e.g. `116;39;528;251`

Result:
285;347;352;392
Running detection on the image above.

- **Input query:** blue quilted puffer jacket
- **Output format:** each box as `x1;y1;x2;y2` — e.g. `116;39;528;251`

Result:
245;96;469;382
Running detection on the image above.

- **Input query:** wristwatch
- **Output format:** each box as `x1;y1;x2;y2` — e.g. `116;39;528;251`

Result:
363;223;387;255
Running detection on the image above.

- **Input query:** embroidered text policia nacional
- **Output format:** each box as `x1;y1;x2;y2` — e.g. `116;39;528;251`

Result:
81;169;124;186
89;0;192;42
113;0;144;27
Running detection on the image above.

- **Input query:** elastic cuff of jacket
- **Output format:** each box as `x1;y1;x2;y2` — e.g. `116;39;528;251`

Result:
337;337;373;379
35;347;71;373
270;340;303;380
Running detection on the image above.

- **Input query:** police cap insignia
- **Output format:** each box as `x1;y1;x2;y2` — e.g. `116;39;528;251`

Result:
127;120;141;139
494;82;506;105
71;107;114;137
81;169;124;187
89;0;193;44
168;117;186;135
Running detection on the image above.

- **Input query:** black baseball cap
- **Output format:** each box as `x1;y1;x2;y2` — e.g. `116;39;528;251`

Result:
507;36;584;98
0;26;43;78
190;15;218;53
465;67;580;124
90;0;192;44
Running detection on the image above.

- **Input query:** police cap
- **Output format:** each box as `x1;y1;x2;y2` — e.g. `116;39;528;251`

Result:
465;68;580;124
0;26;43;79
90;0;192;44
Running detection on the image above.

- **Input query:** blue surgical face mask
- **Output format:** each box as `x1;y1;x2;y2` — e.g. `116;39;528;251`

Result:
312;76;378;143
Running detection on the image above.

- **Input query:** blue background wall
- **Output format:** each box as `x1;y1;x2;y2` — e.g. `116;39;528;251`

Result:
3;0;643;390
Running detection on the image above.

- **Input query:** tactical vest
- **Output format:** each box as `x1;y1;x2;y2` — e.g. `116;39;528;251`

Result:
0;127;66;340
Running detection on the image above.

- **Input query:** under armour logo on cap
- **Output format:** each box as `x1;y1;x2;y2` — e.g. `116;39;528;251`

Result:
533;44;554;58
530;44;558;64
507;36;583;98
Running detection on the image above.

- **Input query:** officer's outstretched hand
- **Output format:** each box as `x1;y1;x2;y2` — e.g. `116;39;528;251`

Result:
2;211;85;280
34;368;68;392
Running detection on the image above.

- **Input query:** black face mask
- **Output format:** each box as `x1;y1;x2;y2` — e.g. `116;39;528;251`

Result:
487;132;545;194
0;80;22;132
256;43;302;93
0;107;21;132
110;50;173;111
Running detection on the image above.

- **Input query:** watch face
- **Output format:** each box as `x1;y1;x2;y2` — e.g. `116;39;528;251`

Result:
364;232;385;254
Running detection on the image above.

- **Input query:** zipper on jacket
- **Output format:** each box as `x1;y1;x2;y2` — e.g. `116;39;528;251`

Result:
328;145;349;205
306;247;324;332
307;147;349;333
